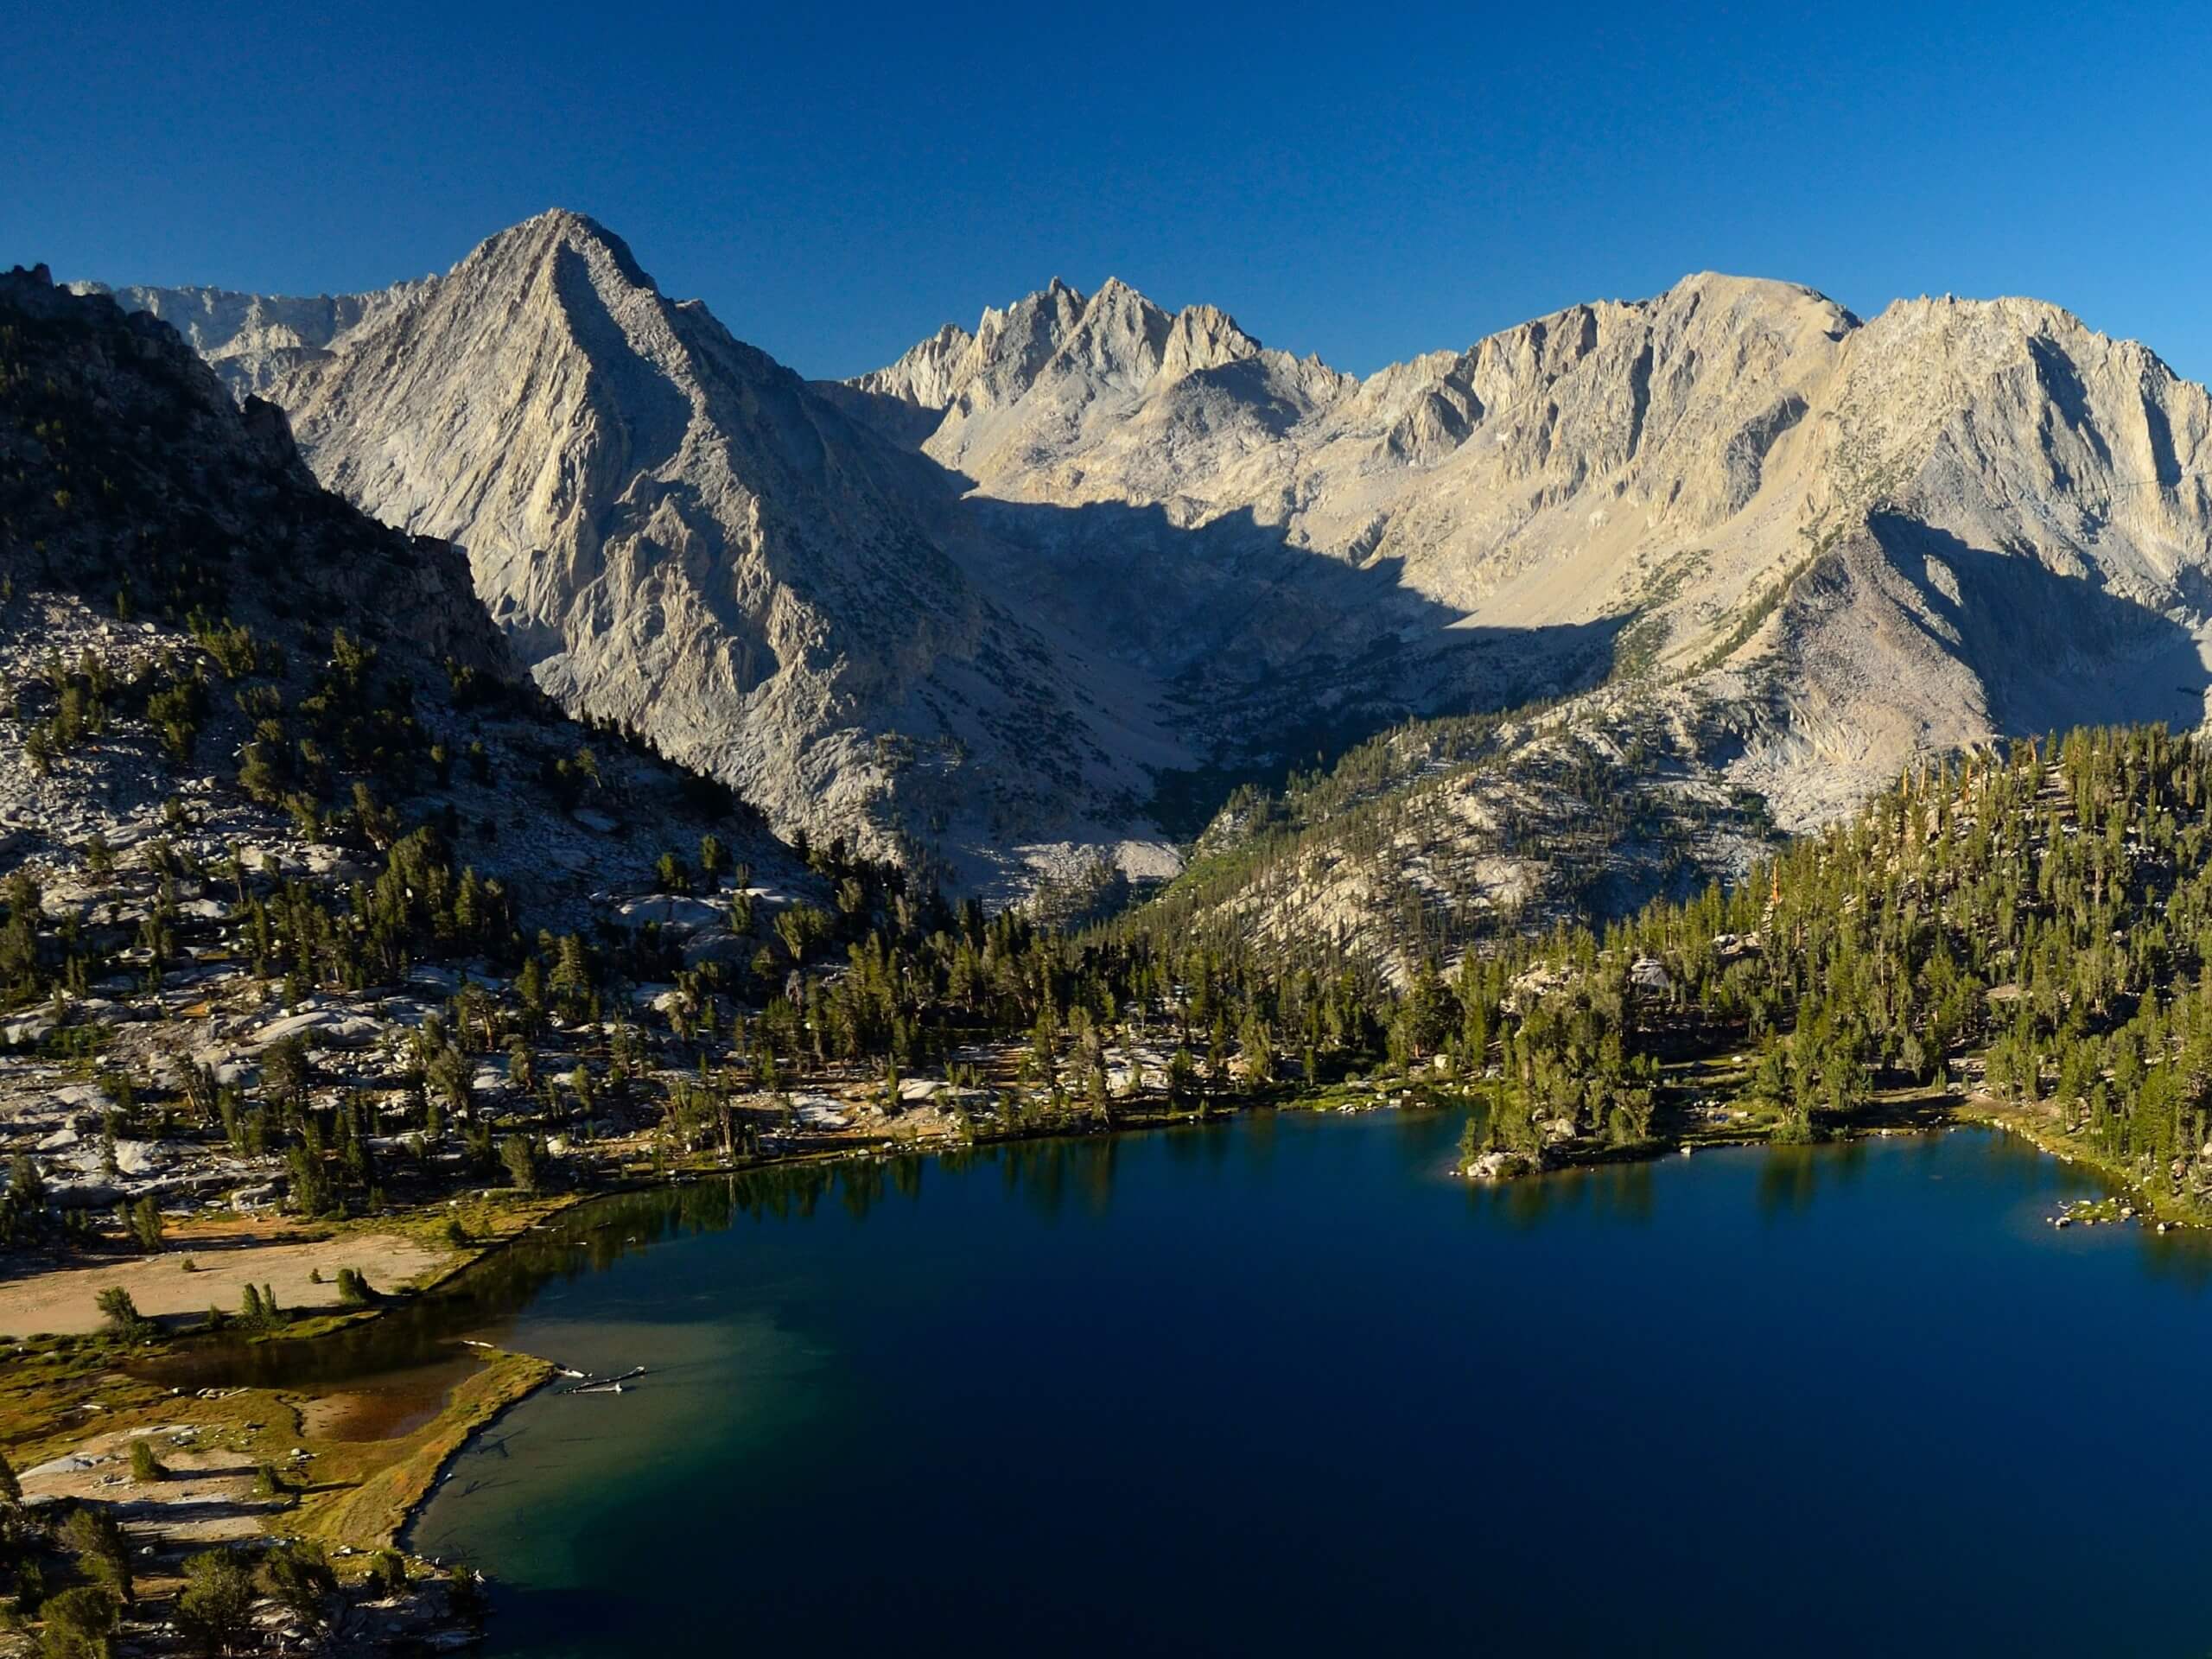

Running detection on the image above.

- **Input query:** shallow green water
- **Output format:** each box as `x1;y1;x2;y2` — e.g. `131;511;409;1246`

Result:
363;1115;2212;1655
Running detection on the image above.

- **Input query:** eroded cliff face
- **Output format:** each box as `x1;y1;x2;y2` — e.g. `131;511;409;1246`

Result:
92;219;2212;929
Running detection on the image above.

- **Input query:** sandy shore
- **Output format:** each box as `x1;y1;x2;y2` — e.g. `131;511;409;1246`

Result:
0;1223;447;1337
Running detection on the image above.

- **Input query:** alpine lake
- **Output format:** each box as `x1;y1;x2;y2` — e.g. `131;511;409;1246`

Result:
162;1109;2212;1656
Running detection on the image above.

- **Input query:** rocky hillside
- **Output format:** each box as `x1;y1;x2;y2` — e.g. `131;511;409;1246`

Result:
0;264;799;942
86;219;2212;969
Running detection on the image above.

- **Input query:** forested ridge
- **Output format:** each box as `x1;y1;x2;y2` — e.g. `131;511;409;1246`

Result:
16;721;2212;1211
1424;722;2212;1200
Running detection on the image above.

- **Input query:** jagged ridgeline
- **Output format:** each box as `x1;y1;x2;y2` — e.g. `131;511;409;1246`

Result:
88;213;2212;914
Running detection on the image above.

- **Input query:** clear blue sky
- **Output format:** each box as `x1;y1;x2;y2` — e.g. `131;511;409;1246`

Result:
7;1;2210;384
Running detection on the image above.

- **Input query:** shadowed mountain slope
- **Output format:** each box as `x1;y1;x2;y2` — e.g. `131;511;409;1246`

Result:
85;221;2212;955
0;264;798;922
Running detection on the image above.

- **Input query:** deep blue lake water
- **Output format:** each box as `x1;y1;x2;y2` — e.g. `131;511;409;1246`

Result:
397;1113;2212;1656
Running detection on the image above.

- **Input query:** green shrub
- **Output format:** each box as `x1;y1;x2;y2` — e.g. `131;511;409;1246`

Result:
92;1287;148;1340
175;1548;255;1654
59;1507;131;1604
126;1439;164;1484
35;1583;117;1657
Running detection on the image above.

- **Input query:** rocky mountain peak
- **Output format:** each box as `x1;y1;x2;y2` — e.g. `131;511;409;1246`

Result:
202;218;1168;894
850;321;976;410
861;276;1274;423
1160;302;1265;381
457;207;659;299
88;214;2212;924
0;264;801;957
955;280;1089;405
1061;276;1173;387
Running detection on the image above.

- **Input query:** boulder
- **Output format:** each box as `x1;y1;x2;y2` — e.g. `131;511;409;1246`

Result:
1466;1150;1539;1180
681;926;751;967
2;1014;57;1046
1468;1159;1557;1185
51;1083;115;1114
249;1009;385;1050
191;1049;259;1089
614;894;725;932
301;846;370;882
793;1097;849;1131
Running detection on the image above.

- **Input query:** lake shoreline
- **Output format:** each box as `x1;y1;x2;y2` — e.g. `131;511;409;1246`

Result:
1952;1096;2200;1227
380;1098;2212;1657
388;1348;557;1557
22;1076;2179;1653
1459;1086;1960;1183
2;1089;1395;1598
365;1084;2212;1566
1474;1082;2209;1237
